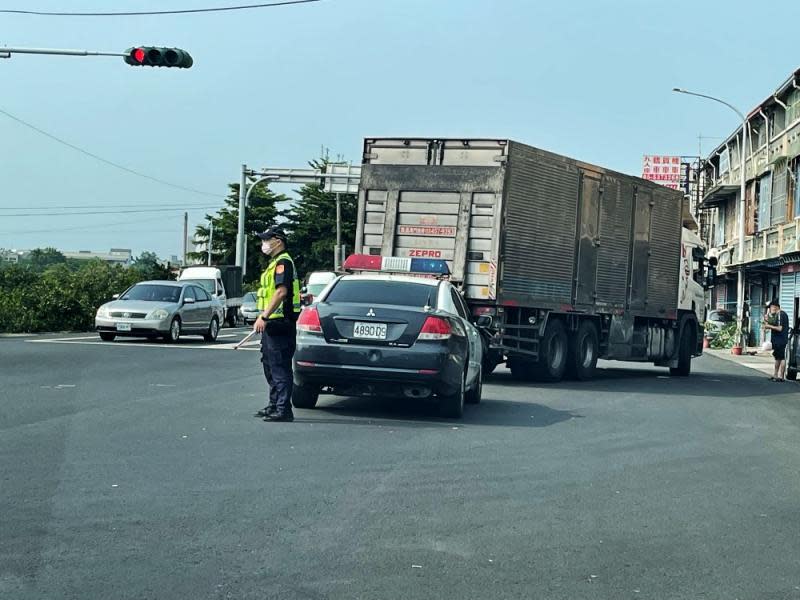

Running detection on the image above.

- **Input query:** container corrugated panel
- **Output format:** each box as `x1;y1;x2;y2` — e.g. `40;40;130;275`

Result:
646;187;681;315
595;176;633;308
500;142;579;304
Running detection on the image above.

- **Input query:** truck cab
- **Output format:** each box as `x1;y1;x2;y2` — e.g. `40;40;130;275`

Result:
178;266;243;326
679;226;709;326
178;267;226;303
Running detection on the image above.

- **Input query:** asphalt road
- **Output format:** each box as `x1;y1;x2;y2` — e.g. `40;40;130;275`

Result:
2;330;800;600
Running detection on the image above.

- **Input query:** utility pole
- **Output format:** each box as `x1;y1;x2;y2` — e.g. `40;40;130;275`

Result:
208;221;214;267
183;212;188;266
235;164;247;273
335;193;342;271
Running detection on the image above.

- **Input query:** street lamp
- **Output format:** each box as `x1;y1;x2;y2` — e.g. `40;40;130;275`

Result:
673;87;748;348
236;170;280;278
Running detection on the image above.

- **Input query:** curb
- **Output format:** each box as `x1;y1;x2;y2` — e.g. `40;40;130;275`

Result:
704;349;795;381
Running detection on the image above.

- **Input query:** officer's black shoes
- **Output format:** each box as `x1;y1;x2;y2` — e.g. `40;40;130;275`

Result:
255;406;278;418
264;413;294;422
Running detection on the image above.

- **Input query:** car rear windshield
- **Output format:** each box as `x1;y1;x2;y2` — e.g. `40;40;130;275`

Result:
324;280;438;308
122;285;181;303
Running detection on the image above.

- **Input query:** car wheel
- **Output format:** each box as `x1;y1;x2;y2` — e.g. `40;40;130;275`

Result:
292;382;319;409
203;316;220;342
439;370;465;418
99;332;116;342
565;321;599;381
670;322;694;376
465;365;482;404
163;317;181;343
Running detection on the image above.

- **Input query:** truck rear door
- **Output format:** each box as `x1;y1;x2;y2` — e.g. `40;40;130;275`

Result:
357;138;506;303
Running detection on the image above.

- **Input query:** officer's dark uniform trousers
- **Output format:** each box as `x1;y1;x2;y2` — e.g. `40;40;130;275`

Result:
261;321;296;415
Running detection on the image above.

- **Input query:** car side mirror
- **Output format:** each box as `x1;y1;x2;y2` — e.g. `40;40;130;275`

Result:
183;297;196;305
476;315;493;328
111;293;120;300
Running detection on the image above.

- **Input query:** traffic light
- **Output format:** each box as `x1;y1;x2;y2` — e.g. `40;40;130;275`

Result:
124;47;193;68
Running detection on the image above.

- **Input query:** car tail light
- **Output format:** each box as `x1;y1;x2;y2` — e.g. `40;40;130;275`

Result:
297;307;322;333
418;316;452;340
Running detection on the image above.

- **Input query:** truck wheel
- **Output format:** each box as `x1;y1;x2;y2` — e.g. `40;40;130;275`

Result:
439;370;465;418
291;382;320;409
465;366;482;405
534;319;568;382
203;317;220;342
566;321;599;381
786;367;797;381
669;323;694;376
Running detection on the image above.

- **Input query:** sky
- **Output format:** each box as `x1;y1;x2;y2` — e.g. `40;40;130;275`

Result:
2;0;800;259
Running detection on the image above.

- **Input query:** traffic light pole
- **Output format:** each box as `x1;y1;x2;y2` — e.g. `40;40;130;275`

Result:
0;45;193;68
0;46;126;59
234;165;361;275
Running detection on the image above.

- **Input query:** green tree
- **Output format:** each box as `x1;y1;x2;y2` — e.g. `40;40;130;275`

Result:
26;247;66;271
282;160;357;278
0;260;142;333
187;181;285;283
132;251;172;280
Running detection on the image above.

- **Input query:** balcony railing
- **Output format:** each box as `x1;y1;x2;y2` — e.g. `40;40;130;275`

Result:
715;220;800;272
704;118;800;192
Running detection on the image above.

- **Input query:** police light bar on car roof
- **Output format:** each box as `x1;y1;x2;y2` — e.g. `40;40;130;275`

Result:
343;254;450;276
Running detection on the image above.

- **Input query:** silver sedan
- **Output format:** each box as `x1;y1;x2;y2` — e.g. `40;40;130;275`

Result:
95;281;225;343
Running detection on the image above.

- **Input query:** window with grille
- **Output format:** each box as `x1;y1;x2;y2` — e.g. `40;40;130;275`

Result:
772;167;787;226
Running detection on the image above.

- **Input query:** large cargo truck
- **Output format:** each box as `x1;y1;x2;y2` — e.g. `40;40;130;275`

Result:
354;138;712;381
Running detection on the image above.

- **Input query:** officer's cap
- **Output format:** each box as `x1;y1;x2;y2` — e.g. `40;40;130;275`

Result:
257;226;288;244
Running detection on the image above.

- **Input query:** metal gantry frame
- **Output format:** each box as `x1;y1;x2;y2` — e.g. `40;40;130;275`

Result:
234;163;361;276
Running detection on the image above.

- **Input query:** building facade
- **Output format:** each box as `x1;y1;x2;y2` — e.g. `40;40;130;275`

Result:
702;66;800;344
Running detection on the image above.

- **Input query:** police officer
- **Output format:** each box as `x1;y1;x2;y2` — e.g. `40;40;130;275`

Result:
253;226;301;422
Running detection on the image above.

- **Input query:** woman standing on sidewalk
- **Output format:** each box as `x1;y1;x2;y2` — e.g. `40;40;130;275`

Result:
763;300;790;381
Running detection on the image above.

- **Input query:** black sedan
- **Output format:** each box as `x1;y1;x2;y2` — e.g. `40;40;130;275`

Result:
291;274;483;418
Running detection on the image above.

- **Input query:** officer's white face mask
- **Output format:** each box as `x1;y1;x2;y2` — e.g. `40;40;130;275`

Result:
262;239;280;256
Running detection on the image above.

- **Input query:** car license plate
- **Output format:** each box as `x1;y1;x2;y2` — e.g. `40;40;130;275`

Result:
116;323;132;332
353;322;387;340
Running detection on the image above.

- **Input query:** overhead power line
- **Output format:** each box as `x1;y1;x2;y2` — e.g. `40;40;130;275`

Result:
0;203;224;210
0;0;322;17
3;206;220;217
0;107;222;198
0;215;174;235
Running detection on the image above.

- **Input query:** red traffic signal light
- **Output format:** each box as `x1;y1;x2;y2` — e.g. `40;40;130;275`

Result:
124;46;193;69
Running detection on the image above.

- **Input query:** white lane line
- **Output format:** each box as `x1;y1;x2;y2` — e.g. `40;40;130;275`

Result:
25;338;259;351
29;335;98;342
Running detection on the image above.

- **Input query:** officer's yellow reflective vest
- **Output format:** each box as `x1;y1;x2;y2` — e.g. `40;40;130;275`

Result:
257;251;301;319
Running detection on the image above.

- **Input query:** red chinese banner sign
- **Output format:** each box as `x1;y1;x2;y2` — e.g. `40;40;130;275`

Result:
642;155;681;190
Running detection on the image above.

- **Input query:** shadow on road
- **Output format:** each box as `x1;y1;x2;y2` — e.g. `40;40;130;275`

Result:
485;362;784;399
296;394;581;429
